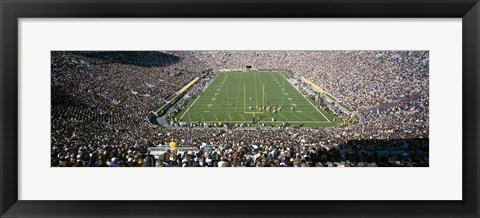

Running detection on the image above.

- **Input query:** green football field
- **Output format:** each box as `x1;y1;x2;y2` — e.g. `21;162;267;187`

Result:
173;71;340;127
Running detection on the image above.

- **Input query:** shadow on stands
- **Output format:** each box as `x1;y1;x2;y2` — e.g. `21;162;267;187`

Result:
52;85;86;107
51;85;100;113
72;51;181;68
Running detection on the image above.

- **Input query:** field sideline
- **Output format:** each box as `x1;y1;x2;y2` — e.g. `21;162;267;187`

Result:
173;71;340;127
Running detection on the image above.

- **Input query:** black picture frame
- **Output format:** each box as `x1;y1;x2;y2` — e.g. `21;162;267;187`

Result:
1;0;479;217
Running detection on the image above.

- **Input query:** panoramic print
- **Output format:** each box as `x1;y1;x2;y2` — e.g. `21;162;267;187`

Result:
51;51;429;167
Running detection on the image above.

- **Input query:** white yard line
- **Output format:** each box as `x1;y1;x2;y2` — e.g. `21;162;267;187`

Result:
201;113;206;120
254;71;259;106
279;73;331;123
179;95;201;120
282;74;285;106
226;113;233;120
225;75;231;114
289;112;302;121
303;113;317;121
235;72;243;106
179;73;221;120
279;113;289;121
239;113;247;120
196;120;329;123
213;113;219;120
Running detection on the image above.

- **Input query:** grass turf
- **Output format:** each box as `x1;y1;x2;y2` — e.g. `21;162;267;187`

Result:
173;71;340;127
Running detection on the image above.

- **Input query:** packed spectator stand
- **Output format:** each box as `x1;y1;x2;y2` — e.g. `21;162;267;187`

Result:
51;51;429;167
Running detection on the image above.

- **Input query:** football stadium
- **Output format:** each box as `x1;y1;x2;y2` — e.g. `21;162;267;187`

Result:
51;51;429;167
158;71;346;128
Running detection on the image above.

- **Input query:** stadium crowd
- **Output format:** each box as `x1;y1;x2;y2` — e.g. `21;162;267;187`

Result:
51;51;429;167
194;51;429;140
